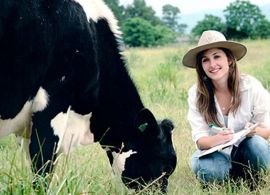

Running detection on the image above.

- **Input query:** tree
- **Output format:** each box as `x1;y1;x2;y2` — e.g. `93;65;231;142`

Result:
154;25;177;45
122;17;157;47
191;14;226;37
177;23;188;35
121;17;176;47
161;4;180;32
253;18;270;39
123;0;162;25
105;0;179;47
224;0;270;39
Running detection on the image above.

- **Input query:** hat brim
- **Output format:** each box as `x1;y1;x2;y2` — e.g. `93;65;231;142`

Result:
182;41;247;68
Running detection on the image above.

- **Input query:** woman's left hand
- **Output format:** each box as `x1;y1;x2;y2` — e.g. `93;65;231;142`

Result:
245;122;257;137
245;122;270;139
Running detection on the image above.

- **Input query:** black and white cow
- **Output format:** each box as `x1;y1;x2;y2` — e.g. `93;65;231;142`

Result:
0;0;177;192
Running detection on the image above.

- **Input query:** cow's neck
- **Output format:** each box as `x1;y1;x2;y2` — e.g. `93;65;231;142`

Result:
92;68;144;147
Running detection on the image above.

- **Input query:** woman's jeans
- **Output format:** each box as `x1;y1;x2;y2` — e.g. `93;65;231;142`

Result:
191;135;270;184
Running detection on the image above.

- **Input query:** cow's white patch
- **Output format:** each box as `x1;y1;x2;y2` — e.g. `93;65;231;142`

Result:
51;107;94;154
0;88;48;160
0;101;32;138
112;150;137;175
32;87;49;112
75;0;122;37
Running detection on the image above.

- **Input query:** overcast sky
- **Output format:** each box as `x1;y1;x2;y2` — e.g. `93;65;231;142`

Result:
119;0;270;15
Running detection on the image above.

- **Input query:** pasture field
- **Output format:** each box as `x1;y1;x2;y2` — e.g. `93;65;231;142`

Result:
1;39;270;194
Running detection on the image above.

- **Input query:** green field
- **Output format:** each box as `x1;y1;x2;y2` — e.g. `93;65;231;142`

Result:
1;39;270;194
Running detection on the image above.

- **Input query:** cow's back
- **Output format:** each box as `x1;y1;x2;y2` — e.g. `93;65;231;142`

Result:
0;0;101;118
0;0;55;118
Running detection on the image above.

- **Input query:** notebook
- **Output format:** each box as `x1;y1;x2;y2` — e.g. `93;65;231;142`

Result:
197;123;259;158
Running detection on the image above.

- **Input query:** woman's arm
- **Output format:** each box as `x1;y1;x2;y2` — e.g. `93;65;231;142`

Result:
197;129;234;150
248;76;270;139
247;126;270;139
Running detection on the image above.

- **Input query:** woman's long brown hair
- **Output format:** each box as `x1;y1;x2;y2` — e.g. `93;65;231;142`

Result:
195;48;241;127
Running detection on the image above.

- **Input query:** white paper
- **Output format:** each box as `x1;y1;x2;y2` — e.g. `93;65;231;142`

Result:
197;123;258;158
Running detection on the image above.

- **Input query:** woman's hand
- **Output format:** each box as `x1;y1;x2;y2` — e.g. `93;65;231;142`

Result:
215;128;234;145
197;128;234;150
245;122;257;137
245;122;270;139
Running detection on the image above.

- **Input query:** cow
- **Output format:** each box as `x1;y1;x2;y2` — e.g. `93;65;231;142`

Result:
0;0;177;192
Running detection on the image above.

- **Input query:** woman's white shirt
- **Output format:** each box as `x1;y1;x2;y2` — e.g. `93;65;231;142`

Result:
187;74;270;148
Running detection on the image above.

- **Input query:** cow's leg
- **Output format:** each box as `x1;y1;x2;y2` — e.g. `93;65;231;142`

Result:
29;85;71;190
29;110;59;190
30;113;58;173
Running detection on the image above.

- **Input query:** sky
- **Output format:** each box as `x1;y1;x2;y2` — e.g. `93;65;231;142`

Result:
119;0;270;15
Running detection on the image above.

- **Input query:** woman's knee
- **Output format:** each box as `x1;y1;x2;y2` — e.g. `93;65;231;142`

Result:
191;151;231;183
239;135;270;170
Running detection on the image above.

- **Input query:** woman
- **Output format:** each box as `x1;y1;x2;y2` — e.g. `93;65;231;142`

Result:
182;30;270;186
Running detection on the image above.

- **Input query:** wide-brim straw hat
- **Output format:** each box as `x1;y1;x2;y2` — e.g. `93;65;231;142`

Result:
182;30;247;68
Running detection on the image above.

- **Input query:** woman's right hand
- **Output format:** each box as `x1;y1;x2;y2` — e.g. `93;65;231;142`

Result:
215;128;234;145
197;128;234;150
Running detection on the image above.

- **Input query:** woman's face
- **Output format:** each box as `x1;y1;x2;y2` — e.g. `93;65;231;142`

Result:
201;48;231;83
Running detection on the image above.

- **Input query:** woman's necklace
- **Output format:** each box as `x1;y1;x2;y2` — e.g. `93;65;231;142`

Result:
220;103;229;111
220;102;231;114
215;91;232;114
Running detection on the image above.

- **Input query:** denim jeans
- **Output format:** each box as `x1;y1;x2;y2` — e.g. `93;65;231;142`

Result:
191;135;270;184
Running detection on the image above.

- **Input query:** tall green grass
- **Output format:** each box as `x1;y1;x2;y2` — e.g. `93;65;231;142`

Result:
1;39;270;194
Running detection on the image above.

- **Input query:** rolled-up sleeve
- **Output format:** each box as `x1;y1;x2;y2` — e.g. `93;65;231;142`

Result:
187;85;210;145
251;77;270;129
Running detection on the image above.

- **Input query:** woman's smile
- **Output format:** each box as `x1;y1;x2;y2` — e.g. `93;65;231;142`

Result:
209;66;221;74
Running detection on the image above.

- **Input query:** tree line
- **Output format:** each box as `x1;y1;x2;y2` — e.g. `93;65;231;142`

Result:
192;0;270;40
105;0;270;47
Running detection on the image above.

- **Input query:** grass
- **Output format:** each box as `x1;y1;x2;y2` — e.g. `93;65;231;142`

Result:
1;39;270;194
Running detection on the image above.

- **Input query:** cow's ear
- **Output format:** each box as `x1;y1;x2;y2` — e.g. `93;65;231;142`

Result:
160;119;174;134
135;108;159;135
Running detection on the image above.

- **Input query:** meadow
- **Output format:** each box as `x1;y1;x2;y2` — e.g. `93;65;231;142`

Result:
1;39;270;194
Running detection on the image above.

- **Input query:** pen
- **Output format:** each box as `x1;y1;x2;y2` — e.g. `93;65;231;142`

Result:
209;124;226;133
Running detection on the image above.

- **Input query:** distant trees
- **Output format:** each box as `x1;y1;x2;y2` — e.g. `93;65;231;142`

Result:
104;0;270;47
192;0;270;39
121;17;157;47
120;0;178;47
161;4;187;35
123;0;162;25
224;0;270;39
162;4;180;31
122;17;176;47
192;15;226;36
104;0;181;47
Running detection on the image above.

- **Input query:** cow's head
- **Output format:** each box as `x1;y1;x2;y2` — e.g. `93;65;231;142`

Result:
112;108;177;192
